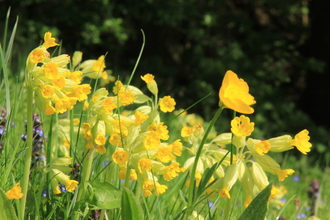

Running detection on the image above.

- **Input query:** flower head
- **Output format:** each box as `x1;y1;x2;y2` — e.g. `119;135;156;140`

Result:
160;96;176;113
291;129;312;154
42;32;59;49
219;70;256;114
231;115;254;137
141;73;154;84
6;183;23;199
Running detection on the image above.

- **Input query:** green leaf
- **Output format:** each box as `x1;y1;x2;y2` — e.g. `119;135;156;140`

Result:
87;181;122;209
238;182;272;220
121;187;143;220
0;188;18;220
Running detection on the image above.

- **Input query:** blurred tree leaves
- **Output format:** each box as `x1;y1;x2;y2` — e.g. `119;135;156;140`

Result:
0;0;328;161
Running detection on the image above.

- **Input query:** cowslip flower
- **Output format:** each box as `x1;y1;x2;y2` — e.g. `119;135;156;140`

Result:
231;115;254;137
141;73;158;95
291;129;312;154
42;32;59;49
6;183;23;199
160;96;176;113
219;70;256;114
80;55;107;79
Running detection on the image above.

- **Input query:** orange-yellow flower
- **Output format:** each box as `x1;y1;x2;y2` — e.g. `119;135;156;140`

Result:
160;96;176;113
64;179;79;192
41;85;54;98
256;140;271;156
112;149;129;166
138;158;152;174
44;62;58;79
219;70;256;114
141;73;155;84
6;183;23;199
134;111;149;126
42;32;59;48
29;48;49;63
291;129;312;154
102;97;117;114
231;115;254;137
181;126;194;137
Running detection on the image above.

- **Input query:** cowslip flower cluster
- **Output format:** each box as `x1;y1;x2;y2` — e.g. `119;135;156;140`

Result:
25;32;91;115
81;74;183;196
71;51;114;85
181;70;312;209
181;121;232;187
210;112;312;207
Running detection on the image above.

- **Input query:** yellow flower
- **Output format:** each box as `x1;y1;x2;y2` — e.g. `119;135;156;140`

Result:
73;118;80;125
118;166;137;180
160;96;176;113
163;162;183;181
291;129;312;154
52;75;65;89
43;62;58;79
42;32;59;49
112;149;129;166
181;126;194;137
134;111;149;126
141;73;155;84
29;48;49;63
6;183;23;199
80;55;106;79
41;85;54;98
95;145;107;154
275;168;295;181
144;132;161;150
219;70;256;114
155;182;168;195
156;145;175;163
45;104;56;115
169;139;182;156
219;186;231;199
138;158;152;174
231;115;254;137
65;179;79;192
255;140;271;156
102;97;117;114
94;132;106;145
119;90;135;106
109;133;121;145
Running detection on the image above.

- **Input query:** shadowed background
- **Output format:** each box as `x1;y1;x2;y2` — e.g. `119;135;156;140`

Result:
0;0;329;162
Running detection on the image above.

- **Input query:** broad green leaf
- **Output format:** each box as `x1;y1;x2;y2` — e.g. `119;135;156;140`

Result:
121;187;143;220
238;182;272;220
0;188;18;220
87;181;121;209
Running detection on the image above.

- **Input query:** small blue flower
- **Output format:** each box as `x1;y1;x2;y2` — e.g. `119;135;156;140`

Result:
293;176;300;182
296;212;307;219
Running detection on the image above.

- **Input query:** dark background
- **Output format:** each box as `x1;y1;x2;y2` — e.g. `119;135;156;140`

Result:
1;0;329;162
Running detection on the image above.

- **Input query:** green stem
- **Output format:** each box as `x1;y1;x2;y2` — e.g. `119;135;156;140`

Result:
186;107;224;216
99;209;106;220
20;85;34;220
74;149;95;219
223;197;231;220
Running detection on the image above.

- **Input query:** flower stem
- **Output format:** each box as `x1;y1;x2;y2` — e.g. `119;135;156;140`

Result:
74;149;95;219
186;107;224;217
20;85;34;220
223;197;231;220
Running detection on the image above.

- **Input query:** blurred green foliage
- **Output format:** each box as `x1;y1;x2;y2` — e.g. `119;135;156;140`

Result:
1;0;329;162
